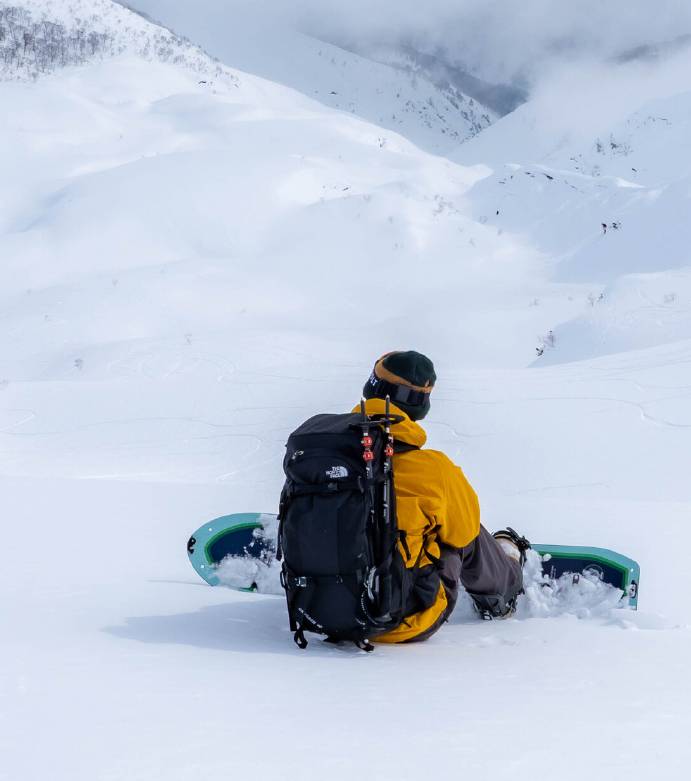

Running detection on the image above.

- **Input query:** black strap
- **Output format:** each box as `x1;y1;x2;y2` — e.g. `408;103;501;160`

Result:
422;542;442;569
367;375;429;407
293;625;308;649
398;529;411;560
276;485;289;561
284;573;313;589
283;572;365;590
289;478;364;497
393;441;419;454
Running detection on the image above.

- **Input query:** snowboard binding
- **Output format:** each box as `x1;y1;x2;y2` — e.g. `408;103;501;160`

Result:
493;527;531;567
468;591;520;620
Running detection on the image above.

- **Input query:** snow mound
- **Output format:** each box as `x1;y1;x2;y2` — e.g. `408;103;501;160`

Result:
214;514;282;594
518;549;626;618
538;269;691;364
215;554;283;595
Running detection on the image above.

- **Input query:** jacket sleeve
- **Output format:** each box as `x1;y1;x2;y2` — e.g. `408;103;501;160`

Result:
437;455;481;549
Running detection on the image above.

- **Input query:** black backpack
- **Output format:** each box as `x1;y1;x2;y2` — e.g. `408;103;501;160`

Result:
277;401;415;651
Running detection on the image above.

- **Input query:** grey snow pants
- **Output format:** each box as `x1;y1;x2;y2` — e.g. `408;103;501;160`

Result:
407;525;523;642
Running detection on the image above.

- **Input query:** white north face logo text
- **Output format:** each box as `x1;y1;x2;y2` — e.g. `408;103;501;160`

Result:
326;465;348;479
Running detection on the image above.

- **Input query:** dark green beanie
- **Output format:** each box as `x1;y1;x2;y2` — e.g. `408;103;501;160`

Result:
362;351;436;421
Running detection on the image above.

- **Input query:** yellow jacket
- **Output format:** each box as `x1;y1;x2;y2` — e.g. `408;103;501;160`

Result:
353;398;481;642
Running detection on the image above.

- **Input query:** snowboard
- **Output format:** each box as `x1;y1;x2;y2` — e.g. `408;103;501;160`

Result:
187;512;640;609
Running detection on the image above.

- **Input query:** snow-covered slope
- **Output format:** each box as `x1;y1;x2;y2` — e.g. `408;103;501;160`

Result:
0;0;237;82
127;0;495;154
454;51;691;363
2;3;691;781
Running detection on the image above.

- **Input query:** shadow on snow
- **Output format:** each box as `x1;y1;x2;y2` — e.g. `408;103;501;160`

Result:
102;596;401;657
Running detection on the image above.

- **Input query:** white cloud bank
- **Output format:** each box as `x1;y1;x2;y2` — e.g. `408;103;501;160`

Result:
131;0;691;85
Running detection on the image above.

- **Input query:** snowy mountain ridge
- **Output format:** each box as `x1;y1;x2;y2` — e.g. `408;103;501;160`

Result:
115;0;498;154
0;0;236;84
339;40;529;116
1;0;496;153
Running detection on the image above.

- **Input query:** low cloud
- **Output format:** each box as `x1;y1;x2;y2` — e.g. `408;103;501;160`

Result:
297;0;691;84
130;0;691;87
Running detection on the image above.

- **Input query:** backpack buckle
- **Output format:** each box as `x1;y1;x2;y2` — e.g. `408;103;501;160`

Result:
281;570;310;589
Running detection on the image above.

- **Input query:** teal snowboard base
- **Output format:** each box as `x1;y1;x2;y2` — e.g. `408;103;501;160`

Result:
187;513;640;609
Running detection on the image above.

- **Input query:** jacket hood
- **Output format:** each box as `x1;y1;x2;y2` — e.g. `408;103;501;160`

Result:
351;398;427;448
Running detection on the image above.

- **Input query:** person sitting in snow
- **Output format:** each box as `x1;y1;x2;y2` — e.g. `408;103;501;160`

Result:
358;351;529;643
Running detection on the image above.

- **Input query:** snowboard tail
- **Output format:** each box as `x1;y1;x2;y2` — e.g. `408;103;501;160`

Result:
187;514;640;609
187;513;274;589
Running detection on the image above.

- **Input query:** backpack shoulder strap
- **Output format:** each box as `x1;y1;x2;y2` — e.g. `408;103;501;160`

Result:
393;441;419;455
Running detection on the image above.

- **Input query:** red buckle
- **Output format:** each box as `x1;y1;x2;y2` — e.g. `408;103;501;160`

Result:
363;450;374;462
361;435;373;447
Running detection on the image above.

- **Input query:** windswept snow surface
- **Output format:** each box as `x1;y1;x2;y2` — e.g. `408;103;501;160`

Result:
2;4;691;781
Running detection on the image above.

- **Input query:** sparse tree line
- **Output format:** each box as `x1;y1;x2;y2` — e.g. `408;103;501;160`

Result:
0;5;114;77
0;4;235;83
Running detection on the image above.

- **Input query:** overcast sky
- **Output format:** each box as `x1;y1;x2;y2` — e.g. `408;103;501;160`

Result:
131;0;691;85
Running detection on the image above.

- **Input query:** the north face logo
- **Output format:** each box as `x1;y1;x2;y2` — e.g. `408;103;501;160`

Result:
325;465;348;479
